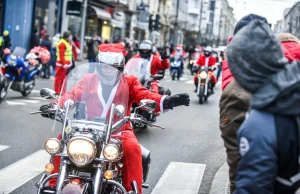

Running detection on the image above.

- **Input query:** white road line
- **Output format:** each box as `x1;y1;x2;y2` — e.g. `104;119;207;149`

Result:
29;97;47;101
14;99;40;104
31;89;40;94
216;81;222;86
185;80;194;84
0;145;9;152
5;100;27;105
0;150;49;194
151;162;206;194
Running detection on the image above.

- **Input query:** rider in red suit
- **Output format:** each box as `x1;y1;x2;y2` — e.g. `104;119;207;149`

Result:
193;46;217;93
41;43;189;194
132;40;170;94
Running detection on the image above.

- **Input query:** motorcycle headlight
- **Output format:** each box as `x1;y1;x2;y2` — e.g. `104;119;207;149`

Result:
103;144;120;161
199;71;208;79
44;138;60;154
190;60;194;64
67;137;96;167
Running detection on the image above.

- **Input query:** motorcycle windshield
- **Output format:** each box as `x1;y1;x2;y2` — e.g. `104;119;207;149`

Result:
51;62;129;139
124;58;151;81
11;47;26;58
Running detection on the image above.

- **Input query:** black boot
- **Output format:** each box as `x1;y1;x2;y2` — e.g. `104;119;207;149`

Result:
194;83;198;93
211;83;215;94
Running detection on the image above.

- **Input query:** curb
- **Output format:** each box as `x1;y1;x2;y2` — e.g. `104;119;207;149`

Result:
210;162;230;194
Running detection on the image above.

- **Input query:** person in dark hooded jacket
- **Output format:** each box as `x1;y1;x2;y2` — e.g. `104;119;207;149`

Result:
227;20;300;194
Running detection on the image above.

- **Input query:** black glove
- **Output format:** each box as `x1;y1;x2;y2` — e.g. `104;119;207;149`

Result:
163;93;190;110
160;50;169;60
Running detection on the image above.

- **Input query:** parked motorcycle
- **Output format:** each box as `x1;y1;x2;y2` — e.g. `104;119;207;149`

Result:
124;58;171;129
196;66;215;104
170;55;183;80
0;47;41;102
32;63;164;194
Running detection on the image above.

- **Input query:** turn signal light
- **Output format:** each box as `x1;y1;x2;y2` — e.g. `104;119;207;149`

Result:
104;170;113;179
45;163;54;173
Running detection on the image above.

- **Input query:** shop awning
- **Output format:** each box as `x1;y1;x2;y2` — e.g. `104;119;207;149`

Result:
91;6;111;21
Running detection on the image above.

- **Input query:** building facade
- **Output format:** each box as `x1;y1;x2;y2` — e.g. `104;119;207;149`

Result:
283;3;300;39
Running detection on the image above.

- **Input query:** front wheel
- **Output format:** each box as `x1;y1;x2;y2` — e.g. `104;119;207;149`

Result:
21;79;35;97
0;77;10;103
198;85;205;104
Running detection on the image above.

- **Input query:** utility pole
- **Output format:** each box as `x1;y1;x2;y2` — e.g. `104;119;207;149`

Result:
55;0;63;34
79;0;88;60
199;0;204;45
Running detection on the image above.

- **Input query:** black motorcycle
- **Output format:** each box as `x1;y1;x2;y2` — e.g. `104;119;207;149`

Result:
124;58;171;129
195;66;215;104
32;63;164;194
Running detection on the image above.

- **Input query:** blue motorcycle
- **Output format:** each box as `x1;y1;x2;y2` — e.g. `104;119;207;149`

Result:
170;55;184;81
0;47;41;102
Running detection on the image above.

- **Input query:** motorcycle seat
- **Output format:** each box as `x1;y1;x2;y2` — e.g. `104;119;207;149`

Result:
140;144;151;165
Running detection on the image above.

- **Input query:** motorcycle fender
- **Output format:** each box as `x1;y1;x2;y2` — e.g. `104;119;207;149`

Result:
28;69;39;79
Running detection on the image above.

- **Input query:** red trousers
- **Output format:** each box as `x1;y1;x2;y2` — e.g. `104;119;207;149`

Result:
194;70;217;85
150;82;159;94
49;131;143;193
54;65;68;94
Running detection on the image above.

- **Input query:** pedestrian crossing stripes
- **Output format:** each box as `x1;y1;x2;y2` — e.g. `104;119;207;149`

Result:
151;162;206;194
5;97;47;106
0;149;49;193
0;146;209;194
0;145;9;152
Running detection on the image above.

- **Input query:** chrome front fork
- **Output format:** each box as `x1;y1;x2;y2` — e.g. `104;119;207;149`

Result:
93;165;104;194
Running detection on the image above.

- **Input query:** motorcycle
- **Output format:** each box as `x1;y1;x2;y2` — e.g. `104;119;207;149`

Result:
170;55;183;81
196;66;215;104
0;47;41;102
188;58;194;75
124;58;171;129
32;62;164;194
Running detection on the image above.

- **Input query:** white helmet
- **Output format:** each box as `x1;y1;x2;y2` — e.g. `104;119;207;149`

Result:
204;46;213;53
26;53;39;60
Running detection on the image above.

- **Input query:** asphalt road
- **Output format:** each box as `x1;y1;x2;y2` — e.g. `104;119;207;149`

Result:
0;70;226;194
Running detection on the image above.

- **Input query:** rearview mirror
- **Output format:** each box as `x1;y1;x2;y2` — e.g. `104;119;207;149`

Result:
115;105;125;117
140;99;157;112
64;99;75;110
40;88;57;100
153;74;164;81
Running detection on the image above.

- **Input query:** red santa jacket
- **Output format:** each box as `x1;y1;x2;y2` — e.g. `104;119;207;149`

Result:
196;55;216;67
59;73;164;131
132;54;170;75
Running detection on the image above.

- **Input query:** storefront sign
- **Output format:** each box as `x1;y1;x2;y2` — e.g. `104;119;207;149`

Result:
66;1;82;16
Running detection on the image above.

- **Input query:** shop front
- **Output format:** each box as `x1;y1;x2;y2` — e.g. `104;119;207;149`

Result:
86;5;112;42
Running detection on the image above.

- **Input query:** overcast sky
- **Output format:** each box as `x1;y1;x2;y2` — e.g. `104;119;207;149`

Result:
227;0;299;24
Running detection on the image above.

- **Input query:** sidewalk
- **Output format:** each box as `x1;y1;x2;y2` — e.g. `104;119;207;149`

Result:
210;162;230;194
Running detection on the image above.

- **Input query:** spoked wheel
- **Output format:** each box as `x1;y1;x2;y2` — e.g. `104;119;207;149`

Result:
21;79;35;97
0;77;10;103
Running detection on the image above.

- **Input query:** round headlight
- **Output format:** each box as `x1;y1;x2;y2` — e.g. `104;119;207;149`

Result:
44;138;60;154
190;60;194;64
103;144;120;161
199;71;208;79
67;138;96;167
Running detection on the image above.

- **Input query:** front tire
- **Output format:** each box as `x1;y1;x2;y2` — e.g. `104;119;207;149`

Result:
0;77;10;103
21;79;35;97
198;85;205;104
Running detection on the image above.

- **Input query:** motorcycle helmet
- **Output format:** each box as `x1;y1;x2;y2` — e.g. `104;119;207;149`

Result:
26;53;39;66
3;30;9;36
96;44;125;85
139;40;153;59
204;46;212;57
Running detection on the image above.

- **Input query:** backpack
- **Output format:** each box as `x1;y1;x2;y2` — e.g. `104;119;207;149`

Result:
275;115;300;193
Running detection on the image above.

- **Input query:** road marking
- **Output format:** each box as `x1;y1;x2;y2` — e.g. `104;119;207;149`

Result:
14;99;40;104
31;89;40;94
216;81;222;86
5;100;27;105
185;80;194;84
210;162;229;194
29;97;47;101
0;145;9;152
151;162;206;194
0;150;49;194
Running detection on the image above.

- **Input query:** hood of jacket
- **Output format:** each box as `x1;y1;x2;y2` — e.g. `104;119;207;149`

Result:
251;61;300;116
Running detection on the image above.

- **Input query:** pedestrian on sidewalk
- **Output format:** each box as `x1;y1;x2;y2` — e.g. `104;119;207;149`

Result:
54;31;72;95
40;34;51;78
219;14;268;193
227;20;300;194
